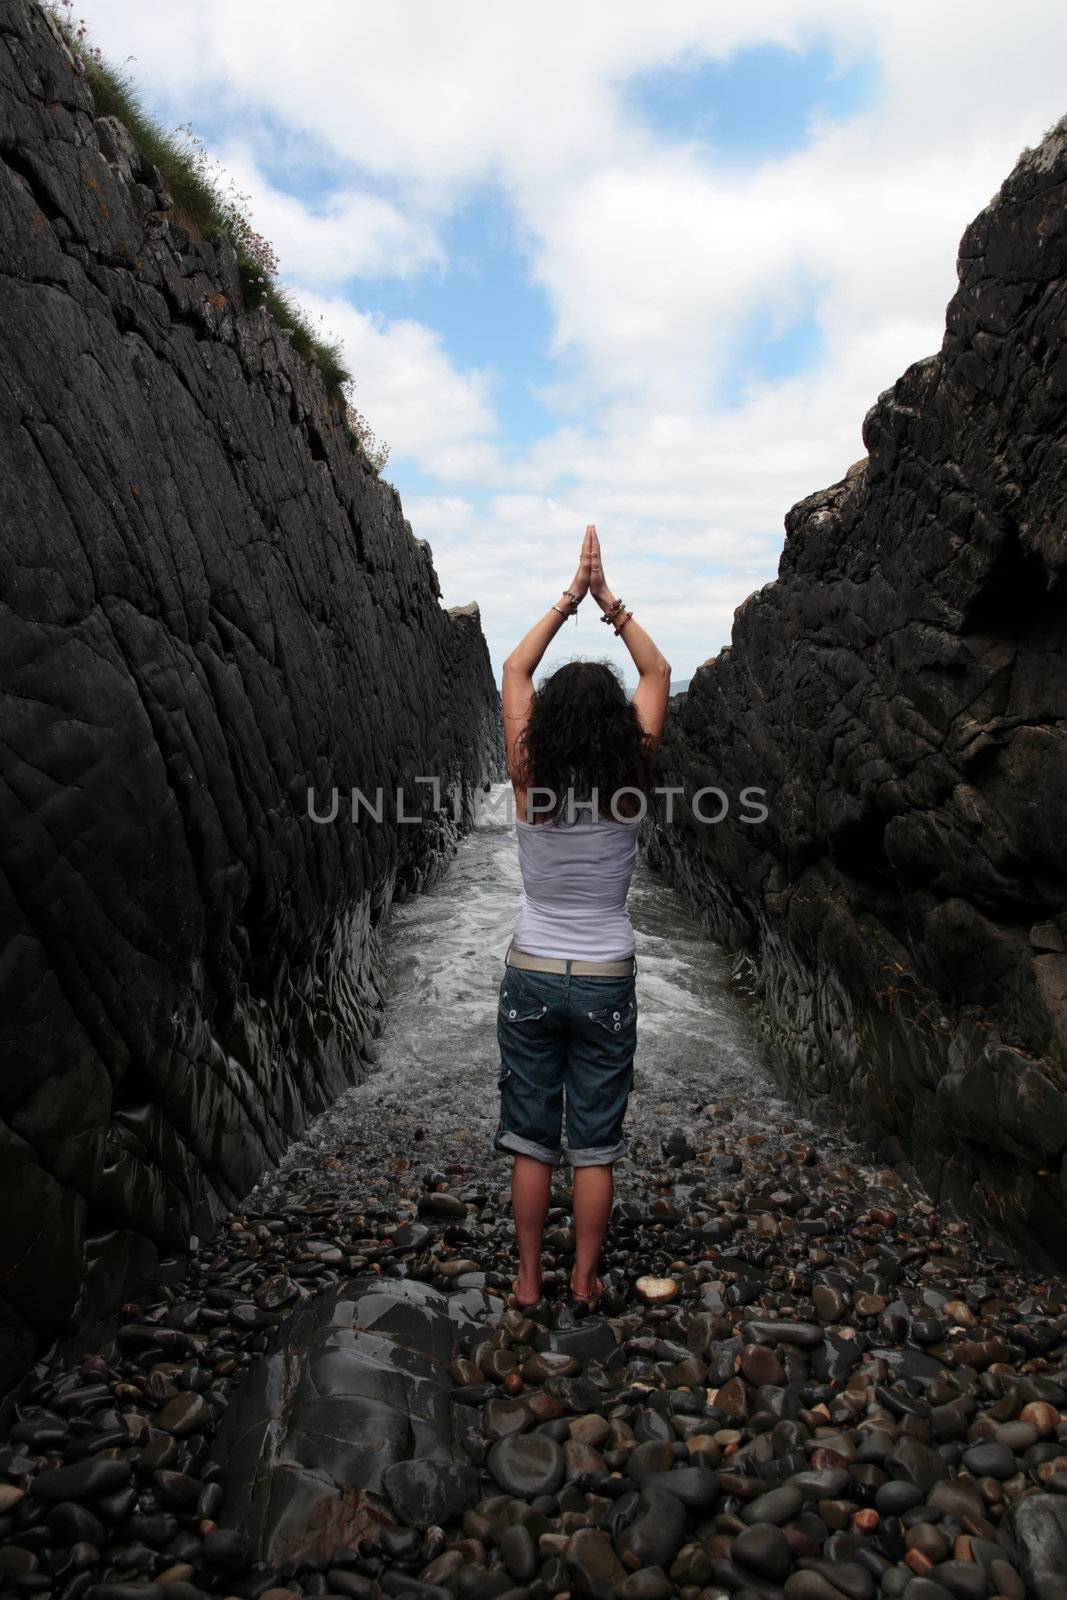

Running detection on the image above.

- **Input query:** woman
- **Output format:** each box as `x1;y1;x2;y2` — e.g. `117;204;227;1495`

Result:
496;525;671;1313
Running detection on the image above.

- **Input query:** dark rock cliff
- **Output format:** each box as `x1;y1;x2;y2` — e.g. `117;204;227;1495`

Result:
0;0;503;1393
646;117;1067;1268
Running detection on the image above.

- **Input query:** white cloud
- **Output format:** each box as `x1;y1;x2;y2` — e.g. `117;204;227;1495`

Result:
77;0;1067;677
400;496;477;540
212;142;444;286
291;294;501;482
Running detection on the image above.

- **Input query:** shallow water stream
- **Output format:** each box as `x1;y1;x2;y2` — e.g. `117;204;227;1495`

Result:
340;783;785;1167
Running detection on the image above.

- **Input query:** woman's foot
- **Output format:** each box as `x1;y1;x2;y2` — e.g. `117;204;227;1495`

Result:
509;1274;542;1311
569;1267;604;1314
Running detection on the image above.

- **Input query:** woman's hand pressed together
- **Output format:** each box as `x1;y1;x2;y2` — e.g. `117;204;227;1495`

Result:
585;523;614;610
567;524;596;606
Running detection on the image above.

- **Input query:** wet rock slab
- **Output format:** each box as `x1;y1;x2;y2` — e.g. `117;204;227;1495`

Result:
211;1276;490;1564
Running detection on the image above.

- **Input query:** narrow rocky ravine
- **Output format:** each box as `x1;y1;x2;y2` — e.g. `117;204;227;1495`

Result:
3;804;1065;1600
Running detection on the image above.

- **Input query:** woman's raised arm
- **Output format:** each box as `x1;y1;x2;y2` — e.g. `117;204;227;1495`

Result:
501;528;593;782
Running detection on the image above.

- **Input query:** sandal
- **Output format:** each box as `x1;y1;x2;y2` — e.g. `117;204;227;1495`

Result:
508;1278;542;1312
569;1275;605;1315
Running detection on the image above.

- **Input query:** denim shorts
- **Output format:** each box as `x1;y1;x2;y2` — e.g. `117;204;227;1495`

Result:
494;958;638;1167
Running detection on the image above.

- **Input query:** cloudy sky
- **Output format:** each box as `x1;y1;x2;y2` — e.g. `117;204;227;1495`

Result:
77;1;1067;685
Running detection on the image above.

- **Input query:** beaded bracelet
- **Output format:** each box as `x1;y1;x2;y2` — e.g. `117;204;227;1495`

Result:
600;597;625;625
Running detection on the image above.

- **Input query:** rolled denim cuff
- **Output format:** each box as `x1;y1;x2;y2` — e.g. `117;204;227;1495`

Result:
564;1139;627;1167
494;1130;564;1167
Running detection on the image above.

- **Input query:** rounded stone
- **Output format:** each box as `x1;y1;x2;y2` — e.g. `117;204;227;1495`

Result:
564;1527;627;1597
906;1524;951;1564
627;1440;676;1483
635;1277;678;1305
639;1466;721;1509
740;1343;787;1386
925;1561;986;1600
486;1433;565;1499
899;1579;957;1600
742;1485;804;1526
417;1192;468;1219
876;1480;926;1516
614;1568;674;1600
522;1350;579;1383
29;1460;131;1502
813;1285;848;1323
155;1393;210;1436
961;1440;1017;1480
563;1438;606;1478
202;1528;252;1573
569;1413;612;1448
994;1421;1038;1452
732;1522;793;1583
498;1523;538;1584
783;1572;854;1599
1019;1402;1059;1438
617;1487;687;1570
381;1459;480;1529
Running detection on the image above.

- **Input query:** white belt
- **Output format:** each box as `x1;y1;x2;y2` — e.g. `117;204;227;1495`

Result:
505;940;636;977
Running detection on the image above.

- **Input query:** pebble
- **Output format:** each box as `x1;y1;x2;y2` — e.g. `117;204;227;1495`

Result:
498;1523;538;1583
564;1526;627;1596
30;1460;131;1501
486;1434;566;1498
2;1063;1063;1600
417;1192;468;1219
814;1285;849;1323
634;1276;678;1305
617;1485;687;1568
155;1393;210;1435
569;1413;611;1447
201;1528;252;1571
733;1521;794;1583
381;1460;479;1528
961;1440;1017;1479
784;1573;852;1600
739;1342;787;1385
639;1466;721;1509
522;1350;579;1382
742;1484;804;1524
615;1567;673;1599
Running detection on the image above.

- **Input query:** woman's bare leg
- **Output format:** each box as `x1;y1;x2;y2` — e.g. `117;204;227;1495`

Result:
571;1163;613;1298
511;1154;553;1303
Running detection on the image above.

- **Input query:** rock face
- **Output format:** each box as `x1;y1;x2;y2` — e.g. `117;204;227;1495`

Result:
0;2;503;1392
211;1277;487;1565
645;116;1067;1267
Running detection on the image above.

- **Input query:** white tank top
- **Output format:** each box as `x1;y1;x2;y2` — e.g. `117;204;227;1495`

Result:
511;814;641;961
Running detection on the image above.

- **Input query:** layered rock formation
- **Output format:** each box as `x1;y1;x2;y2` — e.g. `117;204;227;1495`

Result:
0;0;503;1393
646;117;1067;1267
212;1276;487;1567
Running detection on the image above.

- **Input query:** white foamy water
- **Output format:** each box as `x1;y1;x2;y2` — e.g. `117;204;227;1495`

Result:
342;784;781;1155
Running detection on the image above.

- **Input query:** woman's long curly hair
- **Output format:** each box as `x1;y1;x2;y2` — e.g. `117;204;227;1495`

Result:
514;660;654;823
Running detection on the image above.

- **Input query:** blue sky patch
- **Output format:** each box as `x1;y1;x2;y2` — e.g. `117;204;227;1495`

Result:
718;300;825;407
624;41;883;162
355;190;558;447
